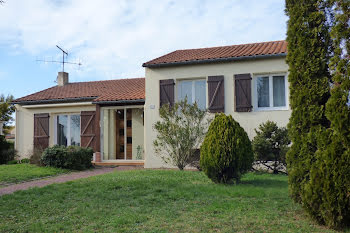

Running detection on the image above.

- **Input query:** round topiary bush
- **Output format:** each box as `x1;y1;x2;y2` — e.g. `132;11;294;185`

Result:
200;113;254;183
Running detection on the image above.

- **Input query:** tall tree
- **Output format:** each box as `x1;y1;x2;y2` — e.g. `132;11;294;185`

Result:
286;0;350;228
0;94;15;128
285;0;332;203
303;0;350;228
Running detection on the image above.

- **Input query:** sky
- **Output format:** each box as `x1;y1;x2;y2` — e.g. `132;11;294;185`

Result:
0;0;287;99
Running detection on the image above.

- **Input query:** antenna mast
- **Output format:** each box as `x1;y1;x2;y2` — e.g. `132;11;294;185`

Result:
36;45;82;72
56;45;68;72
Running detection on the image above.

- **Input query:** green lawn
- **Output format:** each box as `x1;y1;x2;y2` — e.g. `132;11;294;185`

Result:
0;170;337;232
0;164;69;185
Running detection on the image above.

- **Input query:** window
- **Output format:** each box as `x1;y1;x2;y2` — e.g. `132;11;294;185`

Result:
255;74;287;110
178;79;206;109
56;114;81;146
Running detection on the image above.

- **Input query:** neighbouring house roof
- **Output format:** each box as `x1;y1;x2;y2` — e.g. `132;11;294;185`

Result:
143;40;287;68
13;78;145;105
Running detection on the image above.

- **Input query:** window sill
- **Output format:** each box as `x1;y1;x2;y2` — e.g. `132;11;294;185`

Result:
253;107;289;112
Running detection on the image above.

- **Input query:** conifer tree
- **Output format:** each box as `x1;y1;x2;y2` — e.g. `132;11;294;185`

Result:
285;0;332;203
303;0;350;228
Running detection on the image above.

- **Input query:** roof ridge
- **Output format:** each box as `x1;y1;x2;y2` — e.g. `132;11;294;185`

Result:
175;40;286;52
71;77;145;84
143;40;287;67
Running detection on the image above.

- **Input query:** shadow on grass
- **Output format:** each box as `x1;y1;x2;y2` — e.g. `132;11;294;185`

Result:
240;173;287;188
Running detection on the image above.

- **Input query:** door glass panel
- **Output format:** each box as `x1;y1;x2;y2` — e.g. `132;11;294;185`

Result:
273;76;286;107
126;109;132;160
116;110;125;159
70;115;81;146
257;77;270;107
57;115;68;146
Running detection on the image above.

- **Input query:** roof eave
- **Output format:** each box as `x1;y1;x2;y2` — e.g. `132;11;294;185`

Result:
142;53;287;68
12;97;97;105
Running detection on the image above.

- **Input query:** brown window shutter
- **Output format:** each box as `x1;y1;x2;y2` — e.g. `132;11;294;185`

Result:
81;111;97;152
234;73;252;112
159;79;175;107
34;113;50;151
208;75;225;113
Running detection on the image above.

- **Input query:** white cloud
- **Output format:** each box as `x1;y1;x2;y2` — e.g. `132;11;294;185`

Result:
0;0;287;81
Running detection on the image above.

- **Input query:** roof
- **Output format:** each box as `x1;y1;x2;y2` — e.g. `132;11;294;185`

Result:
13;78;145;105
143;40;287;67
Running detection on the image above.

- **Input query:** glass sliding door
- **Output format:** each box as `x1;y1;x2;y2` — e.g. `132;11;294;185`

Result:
101;107;144;161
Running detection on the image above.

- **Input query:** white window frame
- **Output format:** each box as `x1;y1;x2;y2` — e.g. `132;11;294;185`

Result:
177;78;207;108
54;113;81;146
253;73;288;111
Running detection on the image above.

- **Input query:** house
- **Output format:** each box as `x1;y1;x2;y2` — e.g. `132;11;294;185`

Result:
13;75;145;166
13;40;290;168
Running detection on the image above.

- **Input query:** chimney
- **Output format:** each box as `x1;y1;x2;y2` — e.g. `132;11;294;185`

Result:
57;72;69;86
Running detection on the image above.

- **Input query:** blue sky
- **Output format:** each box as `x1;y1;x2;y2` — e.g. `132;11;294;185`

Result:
0;0;287;99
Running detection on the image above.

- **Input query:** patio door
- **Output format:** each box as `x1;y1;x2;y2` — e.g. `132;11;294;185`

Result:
102;107;144;161
115;109;133;159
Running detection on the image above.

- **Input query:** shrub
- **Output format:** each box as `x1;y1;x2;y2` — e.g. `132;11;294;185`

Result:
0;135;17;164
7;160;18;165
20;158;30;164
188;149;201;170
200;114;253;183
252;121;290;174
41;145;93;170
153;98;211;170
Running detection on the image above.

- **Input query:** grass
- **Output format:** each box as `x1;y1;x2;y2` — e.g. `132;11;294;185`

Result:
0;170;339;232
0;164;69;185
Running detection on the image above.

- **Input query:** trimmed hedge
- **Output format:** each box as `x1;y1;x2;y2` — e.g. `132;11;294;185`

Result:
200;114;253;183
41;145;93;170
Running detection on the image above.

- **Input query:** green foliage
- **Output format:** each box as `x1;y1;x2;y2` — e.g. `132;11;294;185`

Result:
20;158;30;164
0;135;16;164
200;114;253;183
252;121;290;174
286;0;350;229
41;145;93;170
0;94;15;129
6;160;18;165
153;98;211;170
299;0;350;228
285;0;332;203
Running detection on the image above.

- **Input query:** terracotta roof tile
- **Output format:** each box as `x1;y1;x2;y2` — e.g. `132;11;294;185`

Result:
13;78;145;104
143;40;287;67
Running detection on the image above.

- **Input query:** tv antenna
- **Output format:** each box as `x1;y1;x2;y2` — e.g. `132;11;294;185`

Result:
36;45;82;72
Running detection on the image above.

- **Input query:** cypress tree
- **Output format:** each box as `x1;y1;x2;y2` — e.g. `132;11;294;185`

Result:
285;0;331;203
303;0;350;228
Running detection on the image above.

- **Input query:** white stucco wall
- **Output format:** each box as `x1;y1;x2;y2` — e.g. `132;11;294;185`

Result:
15;103;96;158
144;57;291;168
